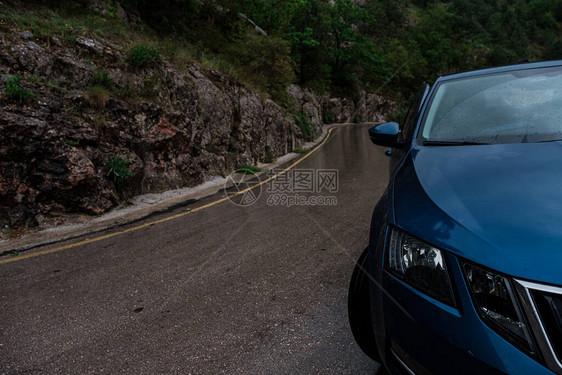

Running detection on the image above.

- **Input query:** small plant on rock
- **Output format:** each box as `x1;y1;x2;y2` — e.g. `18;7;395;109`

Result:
91;71;113;89
4;75;36;104
85;85;111;108
127;45;162;67
106;155;132;184
140;74;159;100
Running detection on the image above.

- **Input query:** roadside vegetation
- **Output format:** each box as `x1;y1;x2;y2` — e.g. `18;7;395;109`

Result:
237;165;262;174
3;75;36;103
294;111;316;141
3;0;562;107
106;155;132;185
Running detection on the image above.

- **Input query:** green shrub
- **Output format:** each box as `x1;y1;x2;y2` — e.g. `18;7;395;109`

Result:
233;31;295;104
322;108;335;124
91;71;113;88
85;85;111;108
4;75;36;104
127;45;162;67
237;165;262;175
264;148;275;163
294;111;315;140
106;155;132;184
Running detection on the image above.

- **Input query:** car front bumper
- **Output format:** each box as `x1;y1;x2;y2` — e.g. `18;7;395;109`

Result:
368;244;556;375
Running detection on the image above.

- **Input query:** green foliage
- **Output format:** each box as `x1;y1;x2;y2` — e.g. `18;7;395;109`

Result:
7;0;562;109
293;147;307;154
280;0;330;85
237;165;262;174
240;0;387;95
91;71;113;89
294;111;315;140
322;107;335;124
106;155;132;184
386;106;408;125
124;0;198;35
4;75;36;104
233;31;295;103
264;148;275;163
127;45;162;67
5;9;77;42
328;0;387;89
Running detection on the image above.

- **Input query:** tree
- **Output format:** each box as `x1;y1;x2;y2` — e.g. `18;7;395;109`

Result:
327;0;387;91
234;31;296;103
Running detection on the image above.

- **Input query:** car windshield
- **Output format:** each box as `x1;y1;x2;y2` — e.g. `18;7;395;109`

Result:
420;66;562;144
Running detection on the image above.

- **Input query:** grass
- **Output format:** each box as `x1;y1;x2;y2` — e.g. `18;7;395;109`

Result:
4;6;156;45
237;165;262;175
3;75;36;104
106;155;132;184
85;85;110;108
294;147;307;154
91;71;113;88
27;75;59;90
3;6;160;63
2;3;281;104
127;45;162;67
1;3;292;108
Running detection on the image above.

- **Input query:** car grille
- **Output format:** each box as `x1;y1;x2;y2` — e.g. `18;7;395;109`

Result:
531;290;562;361
514;279;562;375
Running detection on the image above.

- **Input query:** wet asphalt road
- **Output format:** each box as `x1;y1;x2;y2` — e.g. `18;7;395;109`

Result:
0;125;389;374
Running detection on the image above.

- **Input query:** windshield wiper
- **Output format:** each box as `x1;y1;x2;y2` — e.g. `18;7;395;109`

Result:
423;140;490;146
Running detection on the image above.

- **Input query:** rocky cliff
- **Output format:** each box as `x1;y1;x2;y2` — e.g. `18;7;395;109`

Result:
0;27;394;235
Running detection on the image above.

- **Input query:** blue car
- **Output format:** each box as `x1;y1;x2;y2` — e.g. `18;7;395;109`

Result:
348;60;562;375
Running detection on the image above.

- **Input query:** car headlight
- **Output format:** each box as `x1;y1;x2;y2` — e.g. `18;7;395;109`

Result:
386;228;456;306
463;262;537;355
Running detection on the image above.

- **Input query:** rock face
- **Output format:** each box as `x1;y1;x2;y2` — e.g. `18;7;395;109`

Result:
288;84;396;125
0;29;394;232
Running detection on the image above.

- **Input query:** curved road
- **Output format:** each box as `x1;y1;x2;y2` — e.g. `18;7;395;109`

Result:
1;125;389;374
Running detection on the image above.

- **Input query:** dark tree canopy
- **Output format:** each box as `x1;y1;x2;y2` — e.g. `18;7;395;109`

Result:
15;0;562;101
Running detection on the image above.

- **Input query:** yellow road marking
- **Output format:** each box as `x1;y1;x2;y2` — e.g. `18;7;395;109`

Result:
0;127;338;265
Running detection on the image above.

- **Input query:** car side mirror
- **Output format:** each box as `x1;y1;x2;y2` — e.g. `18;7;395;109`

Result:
368;122;403;148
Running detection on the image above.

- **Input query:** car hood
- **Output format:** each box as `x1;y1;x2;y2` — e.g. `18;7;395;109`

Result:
393;141;562;285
